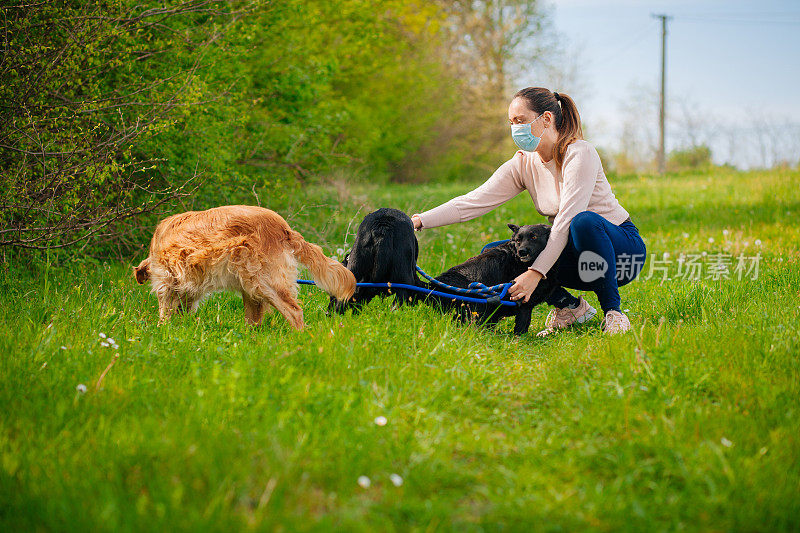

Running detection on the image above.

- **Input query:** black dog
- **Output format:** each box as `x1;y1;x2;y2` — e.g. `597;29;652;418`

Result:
330;208;421;312
332;208;557;335
424;223;558;335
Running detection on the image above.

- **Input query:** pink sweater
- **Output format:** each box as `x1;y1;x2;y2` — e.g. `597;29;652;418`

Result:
418;140;630;277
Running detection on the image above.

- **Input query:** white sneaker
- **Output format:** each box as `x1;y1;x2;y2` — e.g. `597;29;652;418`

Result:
602;310;631;334
536;296;597;337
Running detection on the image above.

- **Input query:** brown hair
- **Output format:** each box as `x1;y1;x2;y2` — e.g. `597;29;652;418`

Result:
513;87;583;169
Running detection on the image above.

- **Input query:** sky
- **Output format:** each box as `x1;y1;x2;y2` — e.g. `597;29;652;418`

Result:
536;0;800;167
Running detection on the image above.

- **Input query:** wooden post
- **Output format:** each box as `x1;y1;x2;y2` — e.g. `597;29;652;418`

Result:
653;14;671;174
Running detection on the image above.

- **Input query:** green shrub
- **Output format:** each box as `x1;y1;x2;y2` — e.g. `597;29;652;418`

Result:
667;144;713;172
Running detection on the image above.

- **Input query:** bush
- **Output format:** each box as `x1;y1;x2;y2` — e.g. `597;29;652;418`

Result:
667;144;713;172
1;1;549;257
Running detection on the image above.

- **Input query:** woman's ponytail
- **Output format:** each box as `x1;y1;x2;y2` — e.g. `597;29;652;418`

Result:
551;92;583;168
513;87;583;169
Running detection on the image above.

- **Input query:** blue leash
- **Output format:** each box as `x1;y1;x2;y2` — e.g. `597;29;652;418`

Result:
413;266;512;300
297;265;517;307
297;279;517;307
297;240;519;307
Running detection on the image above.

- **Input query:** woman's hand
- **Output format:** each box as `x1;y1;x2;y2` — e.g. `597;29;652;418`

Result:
508;269;542;303
411;214;423;231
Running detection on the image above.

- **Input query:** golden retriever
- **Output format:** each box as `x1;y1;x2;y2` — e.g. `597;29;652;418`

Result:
134;205;355;329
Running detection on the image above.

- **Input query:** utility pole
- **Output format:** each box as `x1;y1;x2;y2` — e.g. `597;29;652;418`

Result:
652;13;671;174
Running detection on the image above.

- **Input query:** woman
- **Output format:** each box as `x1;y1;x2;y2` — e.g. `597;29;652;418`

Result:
411;87;646;335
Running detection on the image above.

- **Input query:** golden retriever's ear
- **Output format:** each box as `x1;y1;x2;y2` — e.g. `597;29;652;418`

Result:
134;258;151;284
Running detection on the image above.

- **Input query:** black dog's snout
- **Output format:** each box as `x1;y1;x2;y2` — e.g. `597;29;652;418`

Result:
517;245;536;260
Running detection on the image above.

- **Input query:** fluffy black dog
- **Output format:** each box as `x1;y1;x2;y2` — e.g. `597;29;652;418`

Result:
330;207;421;312
425;223;558;335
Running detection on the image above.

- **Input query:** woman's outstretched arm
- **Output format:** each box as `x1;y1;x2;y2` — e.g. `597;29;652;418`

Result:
414;153;525;230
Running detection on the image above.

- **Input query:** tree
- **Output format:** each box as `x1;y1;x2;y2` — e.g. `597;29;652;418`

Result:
1;0;556;254
423;0;547;179
0;1;249;250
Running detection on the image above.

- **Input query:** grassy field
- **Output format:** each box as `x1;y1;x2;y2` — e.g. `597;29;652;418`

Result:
2;168;799;531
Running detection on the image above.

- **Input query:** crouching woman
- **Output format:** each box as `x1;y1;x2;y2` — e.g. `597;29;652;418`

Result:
412;87;646;335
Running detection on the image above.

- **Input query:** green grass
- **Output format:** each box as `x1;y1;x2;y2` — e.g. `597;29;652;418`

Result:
2;168;799;531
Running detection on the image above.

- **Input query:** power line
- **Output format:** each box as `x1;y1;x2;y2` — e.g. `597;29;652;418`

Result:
674;15;800;25
591;20;659;69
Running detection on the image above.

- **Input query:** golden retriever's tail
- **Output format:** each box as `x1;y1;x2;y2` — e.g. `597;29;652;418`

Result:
134;257;151;285
289;232;356;301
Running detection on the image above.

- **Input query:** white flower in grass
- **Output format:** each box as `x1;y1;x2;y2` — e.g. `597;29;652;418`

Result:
357;475;371;488
100;341;109;348
755;239;762;246
76;384;87;393
708;237;714;244
682;232;689;239
99;333;106;339
721;437;733;448
60;346;67;350
390;473;403;487
107;338;115;345
662;252;669;259
374;416;387;426
723;229;729;236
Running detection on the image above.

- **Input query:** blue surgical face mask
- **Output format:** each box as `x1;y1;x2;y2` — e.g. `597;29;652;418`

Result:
511;115;544;152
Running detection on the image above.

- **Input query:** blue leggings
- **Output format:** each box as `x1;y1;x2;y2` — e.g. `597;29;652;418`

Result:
545;211;646;315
